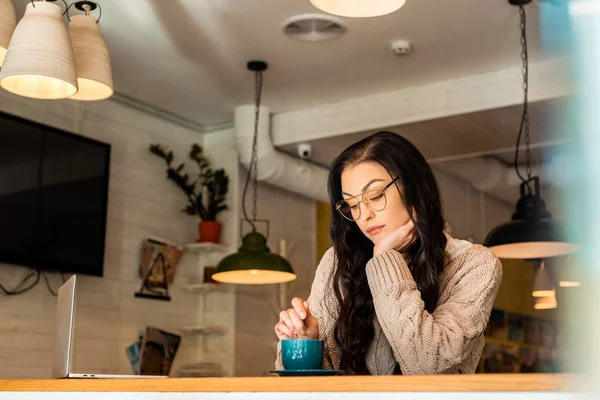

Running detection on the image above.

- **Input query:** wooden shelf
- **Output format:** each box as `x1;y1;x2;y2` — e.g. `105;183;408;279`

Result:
484;337;553;349
184;242;231;254
184;283;229;293
181;325;227;334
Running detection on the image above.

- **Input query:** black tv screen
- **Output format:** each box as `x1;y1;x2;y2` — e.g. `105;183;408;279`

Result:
0;111;110;277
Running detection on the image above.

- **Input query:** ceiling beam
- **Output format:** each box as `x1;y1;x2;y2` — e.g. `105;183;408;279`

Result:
271;57;573;146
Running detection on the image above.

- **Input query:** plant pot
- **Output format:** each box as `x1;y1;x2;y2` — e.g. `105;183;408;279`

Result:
198;221;222;243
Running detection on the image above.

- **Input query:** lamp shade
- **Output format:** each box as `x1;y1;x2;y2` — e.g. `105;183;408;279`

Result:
534;294;557;310
484;178;580;259
532;261;555;297
0;0;16;67
68;15;113;101
0;2;78;99
212;232;296;284
310;0;406;17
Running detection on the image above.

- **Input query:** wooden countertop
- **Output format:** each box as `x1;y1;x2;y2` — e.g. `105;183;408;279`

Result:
0;374;577;392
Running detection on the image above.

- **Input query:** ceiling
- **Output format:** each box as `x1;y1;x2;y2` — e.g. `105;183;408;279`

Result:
278;99;568;168
277;98;573;205
12;0;561;126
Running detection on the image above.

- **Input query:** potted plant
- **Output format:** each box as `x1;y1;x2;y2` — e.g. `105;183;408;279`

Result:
149;143;229;243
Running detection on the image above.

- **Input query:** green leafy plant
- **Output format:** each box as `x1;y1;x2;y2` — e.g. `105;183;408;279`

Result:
149;143;229;222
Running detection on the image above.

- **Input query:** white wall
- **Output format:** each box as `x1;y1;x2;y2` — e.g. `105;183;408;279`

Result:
433;167;513;243
0;92;238;379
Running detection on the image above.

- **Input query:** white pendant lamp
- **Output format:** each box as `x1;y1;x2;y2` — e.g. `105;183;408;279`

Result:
0;0;16;67
534;294;557;310
68;1;113;101
532;260;556;298
310;0;406;18
0;1;78;99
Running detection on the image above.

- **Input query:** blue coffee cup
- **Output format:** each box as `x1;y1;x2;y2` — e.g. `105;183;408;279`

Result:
281;338;324;370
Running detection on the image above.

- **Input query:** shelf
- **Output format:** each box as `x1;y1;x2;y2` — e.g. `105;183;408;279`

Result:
484;336;553;349
181;325;227;334
184;283;229;293
184;242;231;254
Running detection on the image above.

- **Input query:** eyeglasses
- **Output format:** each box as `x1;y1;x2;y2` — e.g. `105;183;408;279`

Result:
335;177;400;221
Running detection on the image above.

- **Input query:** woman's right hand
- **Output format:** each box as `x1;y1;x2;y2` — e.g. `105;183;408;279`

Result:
274;297;319;340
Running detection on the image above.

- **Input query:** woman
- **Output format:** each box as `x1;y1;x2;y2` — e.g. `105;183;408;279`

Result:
274;131;502;375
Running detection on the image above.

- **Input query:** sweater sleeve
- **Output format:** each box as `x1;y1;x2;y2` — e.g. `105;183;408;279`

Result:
365;245;502;375
275;247;337;370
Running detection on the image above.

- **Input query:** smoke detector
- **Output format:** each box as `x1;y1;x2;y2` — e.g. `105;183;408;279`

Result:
283;14;346;42
391;39;412;56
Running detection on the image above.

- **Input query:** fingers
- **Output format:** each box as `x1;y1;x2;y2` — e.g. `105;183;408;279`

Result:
275;321;293;339
276;298;318;340
279;308;304;336
287;308;305;336
291;297;307;319
279;310;295;335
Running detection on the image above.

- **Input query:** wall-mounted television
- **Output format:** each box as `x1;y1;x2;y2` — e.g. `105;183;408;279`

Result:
0;111;110;277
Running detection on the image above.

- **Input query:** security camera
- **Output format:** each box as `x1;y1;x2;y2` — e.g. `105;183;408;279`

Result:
298;143;312;159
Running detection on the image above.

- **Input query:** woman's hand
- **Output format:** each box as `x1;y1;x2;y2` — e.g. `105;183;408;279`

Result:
274;297;319;340
373;219;416;257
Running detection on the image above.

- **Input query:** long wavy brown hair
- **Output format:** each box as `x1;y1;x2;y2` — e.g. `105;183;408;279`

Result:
327;131;447;374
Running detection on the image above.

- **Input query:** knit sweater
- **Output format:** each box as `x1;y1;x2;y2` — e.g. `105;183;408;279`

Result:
275;236;503;375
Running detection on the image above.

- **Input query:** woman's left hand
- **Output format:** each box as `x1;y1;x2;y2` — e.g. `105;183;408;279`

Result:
373;219;416;257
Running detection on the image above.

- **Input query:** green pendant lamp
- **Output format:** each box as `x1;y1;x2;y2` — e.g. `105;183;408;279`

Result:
483;1;580;259
212;61;296;285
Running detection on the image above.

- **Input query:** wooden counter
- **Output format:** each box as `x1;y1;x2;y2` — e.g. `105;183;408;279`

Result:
0;374;578;393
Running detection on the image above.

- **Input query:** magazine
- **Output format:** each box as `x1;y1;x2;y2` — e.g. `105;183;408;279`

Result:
138;237;184;288
139;326;182;376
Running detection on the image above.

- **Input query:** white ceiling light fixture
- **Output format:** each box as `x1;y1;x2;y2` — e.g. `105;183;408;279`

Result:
532;260;556;298
67;1;113;101
0;0;16;67
0;0;78;99
310;0;406;18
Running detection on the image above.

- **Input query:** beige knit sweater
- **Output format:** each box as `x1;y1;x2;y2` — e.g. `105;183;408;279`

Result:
275;236;503;375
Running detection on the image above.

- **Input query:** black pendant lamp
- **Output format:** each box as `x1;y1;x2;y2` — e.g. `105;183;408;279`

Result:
483;1;580;259
212;61;296;284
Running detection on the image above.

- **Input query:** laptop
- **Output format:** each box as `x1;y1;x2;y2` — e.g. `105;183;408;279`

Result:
52;275;167;379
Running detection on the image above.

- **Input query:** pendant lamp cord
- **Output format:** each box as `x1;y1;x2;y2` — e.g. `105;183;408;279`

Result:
241;67;264;232
514;5;533;194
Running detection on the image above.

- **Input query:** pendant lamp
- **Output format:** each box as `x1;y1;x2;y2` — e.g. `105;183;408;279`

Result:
67;1;113;101
532;260;555;298
559;256;581;287
483;1;580;259
0;0;16;67
310;0;406;18
212;61;296;285
534;294;557;310
0;0;78;99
